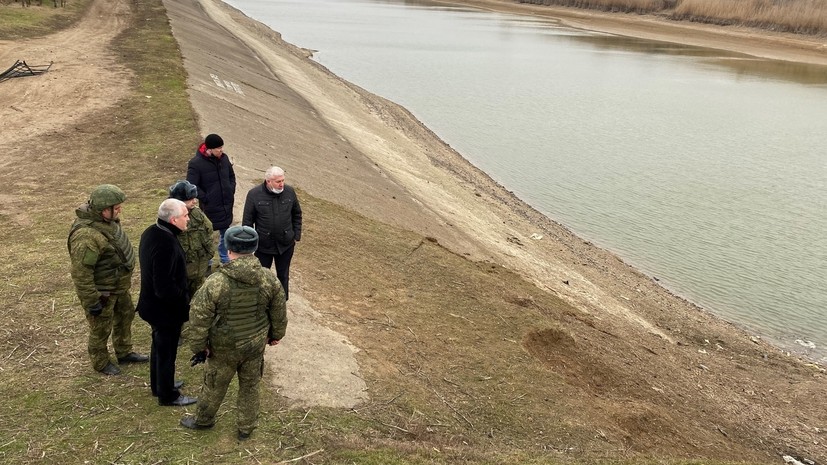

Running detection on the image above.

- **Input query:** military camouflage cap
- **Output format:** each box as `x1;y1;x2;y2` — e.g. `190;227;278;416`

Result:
89;184;126;211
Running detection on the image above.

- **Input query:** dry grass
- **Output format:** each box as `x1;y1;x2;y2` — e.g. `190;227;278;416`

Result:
518;0;827;34
674;0;827;34
0;0;91;39
518;0;674;15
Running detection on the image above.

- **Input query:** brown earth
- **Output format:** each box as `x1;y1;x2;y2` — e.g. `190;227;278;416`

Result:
2;0;826;462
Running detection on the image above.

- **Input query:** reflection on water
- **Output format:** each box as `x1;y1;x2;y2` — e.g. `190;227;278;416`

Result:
559;33;752;58
534;26;827;85
226;0;827;363
705;57;827;85
479;9;827;87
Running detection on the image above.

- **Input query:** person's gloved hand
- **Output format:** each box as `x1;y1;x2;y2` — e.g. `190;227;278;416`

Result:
190;350;208;366
88;301;103;317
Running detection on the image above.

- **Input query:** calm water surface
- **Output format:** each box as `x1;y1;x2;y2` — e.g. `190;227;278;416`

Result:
226;0;827;361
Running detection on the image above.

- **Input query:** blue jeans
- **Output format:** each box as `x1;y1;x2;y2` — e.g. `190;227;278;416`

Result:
218;228;229;264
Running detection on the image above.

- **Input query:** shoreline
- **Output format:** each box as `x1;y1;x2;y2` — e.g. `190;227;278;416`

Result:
204;0;823;363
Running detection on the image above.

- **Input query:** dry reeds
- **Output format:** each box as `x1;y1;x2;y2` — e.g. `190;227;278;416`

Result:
519;0;674;14
518;0;827;35
674;0;827;34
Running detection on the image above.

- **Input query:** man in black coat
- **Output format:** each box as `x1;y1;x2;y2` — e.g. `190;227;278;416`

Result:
137;199;196;406
242;166;302;300
186;134;236;265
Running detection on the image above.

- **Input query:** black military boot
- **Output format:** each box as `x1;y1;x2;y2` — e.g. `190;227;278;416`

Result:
180;416;213;430
160;395;197;407
99;362;121;376
117;352;149;363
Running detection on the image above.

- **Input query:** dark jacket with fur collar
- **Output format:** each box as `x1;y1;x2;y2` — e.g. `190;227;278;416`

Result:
137;219;190;326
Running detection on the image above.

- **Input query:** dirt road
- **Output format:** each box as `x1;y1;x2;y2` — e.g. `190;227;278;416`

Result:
0;0;131;149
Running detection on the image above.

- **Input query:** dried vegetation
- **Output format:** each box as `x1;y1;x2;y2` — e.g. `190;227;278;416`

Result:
518;0;827;35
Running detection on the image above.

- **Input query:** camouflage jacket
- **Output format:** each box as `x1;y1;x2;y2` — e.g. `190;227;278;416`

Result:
178;206;214;266
188;255;287;355
68;204;135;308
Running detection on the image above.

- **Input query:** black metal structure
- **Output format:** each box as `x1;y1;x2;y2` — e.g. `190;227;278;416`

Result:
0;60;53;83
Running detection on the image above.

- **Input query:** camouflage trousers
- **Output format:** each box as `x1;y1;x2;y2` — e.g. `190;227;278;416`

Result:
186;260;208;298
85;292;135;371
194;348;265;434
187;275;205;300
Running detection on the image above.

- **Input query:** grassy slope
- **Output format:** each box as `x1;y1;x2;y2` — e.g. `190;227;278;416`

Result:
0;1;770;464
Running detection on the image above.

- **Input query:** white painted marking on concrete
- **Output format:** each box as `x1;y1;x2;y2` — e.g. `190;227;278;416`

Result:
210;74;243;95
210;73;225;88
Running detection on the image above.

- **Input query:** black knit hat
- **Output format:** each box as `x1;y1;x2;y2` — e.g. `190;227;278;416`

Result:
204;134;224;149
224;226;258;254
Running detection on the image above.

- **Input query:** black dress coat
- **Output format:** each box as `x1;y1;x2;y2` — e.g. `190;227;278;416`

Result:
136;219;190;327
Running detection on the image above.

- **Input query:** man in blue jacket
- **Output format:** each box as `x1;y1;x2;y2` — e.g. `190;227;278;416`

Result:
242;166;302;300
137;199;196;406
187;134;236;265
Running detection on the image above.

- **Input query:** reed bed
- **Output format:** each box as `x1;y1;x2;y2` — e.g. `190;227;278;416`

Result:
518;0;674;15
518;0;827;35
675;0;827;34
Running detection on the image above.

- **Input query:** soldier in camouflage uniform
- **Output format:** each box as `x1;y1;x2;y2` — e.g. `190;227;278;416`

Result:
180;226;287;440
68;185;148;375
168;180;215;297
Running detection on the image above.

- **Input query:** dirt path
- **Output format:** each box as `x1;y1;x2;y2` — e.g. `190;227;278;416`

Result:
0;0;132;151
